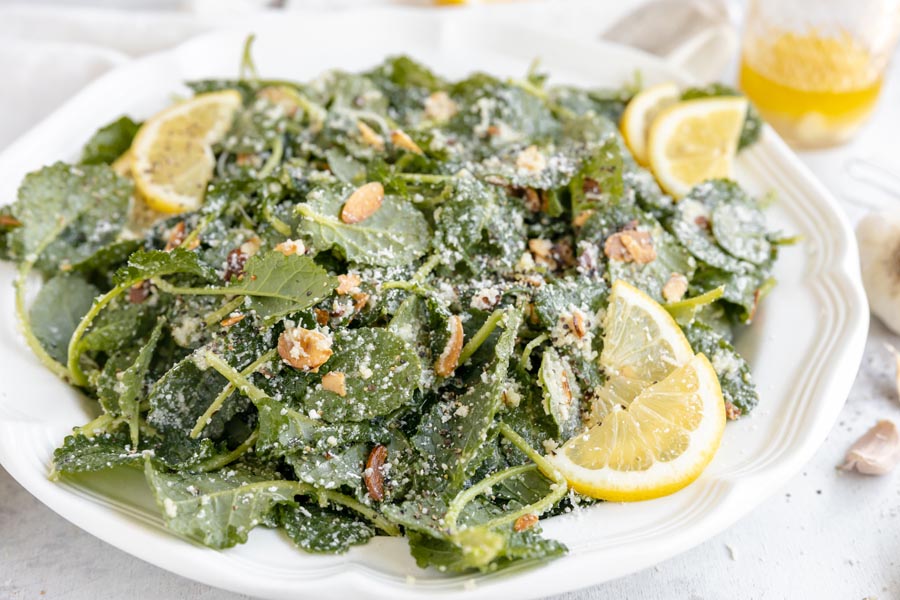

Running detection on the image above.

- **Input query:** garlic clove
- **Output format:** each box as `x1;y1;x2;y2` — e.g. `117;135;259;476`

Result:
856;211;900;335
840;420;900;475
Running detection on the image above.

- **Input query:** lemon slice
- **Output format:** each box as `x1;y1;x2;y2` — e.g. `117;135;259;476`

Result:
647;96;748;199
547;353;725;501
131;90;242;214
593;280;694;421
620;82;680;166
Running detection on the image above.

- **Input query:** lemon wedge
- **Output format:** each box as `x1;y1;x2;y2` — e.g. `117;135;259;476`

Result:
647;96;748;199
131;90;242;214
546;280;726;501
593;279;694;421
620;82;680;166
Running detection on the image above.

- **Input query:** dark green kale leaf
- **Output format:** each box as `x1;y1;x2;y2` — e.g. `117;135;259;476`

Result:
224;251;337;320
685;321;759;416
80;116;140;165
51;423;142;475
114;319;165;444
492;466;557;509
668;183;753;274
254;396;318;455
407;520;566;574
114;248;215;286
297;186;429;266
145;459;300;549
538;348;581;439
147;320;272;466
711;201;771;265
29;274;98;364
608;221;696;302
533;279;608;331
568;138;624;218
691;265;767;323
80;302;155;354
433;179;498;268
8;163;132;273
413;308;522;490
302;328;421;422
276;502;374;554
68;239;143;286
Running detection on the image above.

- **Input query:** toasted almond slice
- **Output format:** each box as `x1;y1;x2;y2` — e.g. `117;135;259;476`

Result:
341;182;384;224
357;121;385;151
278;327;333;372
336;273;361;295
424;91;458;121
434;315;464;377
663;273;689;303
274;239;305;256
390;129;423;154
513;513;539;532
322;371;347;397
604;230;656;264
516;145;547;173
256;85;300;116
365;444;388;501
219;313;246;328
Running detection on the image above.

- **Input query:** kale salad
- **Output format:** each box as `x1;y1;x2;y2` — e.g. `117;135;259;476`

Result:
0;46;787;574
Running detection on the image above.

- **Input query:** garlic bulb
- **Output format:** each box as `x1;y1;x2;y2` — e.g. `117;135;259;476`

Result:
856;211;900;335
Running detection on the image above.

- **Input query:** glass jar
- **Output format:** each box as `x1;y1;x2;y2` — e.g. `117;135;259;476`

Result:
739;0;900;148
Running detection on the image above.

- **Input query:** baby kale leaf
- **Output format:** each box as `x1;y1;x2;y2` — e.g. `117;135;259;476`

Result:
29;274;98;364
80;116;140;165
297;186;429;266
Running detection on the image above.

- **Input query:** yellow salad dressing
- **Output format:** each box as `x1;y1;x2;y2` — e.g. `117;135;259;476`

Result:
739;31;883;147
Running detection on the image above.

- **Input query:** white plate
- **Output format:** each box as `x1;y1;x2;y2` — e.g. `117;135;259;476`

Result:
0;8;868;600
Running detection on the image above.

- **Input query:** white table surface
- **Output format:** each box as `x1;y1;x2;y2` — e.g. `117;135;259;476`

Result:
2;3;900;599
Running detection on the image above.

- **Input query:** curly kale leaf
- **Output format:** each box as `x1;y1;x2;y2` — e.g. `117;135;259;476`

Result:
80;116;140;165
297;186;429;266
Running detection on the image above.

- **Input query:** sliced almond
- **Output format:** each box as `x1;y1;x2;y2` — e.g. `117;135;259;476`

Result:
274;239;306;256
434;315;464;377
357;120;385;151
256;85;300;116
725;402;741;420
840;420;900;475
336;273;362;295
364;444;388;501
516;145;547;173
390;129;423;155
424;91;458;121
352;292;369;313
528;238;557;270
322;371;347;397
662;273;689;303
219;313;246;328
604;230;656;264
164;221;186;251
523;188;542;212
341;182;384;224
570;310;587;339
573;209;595;229
278;326;333;372
513;513;539;532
